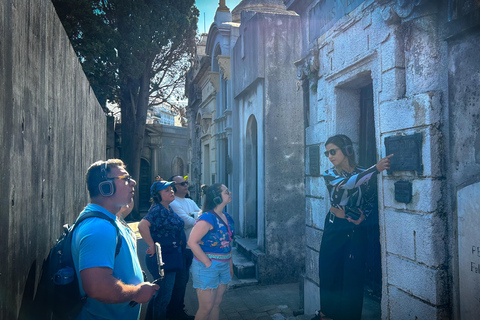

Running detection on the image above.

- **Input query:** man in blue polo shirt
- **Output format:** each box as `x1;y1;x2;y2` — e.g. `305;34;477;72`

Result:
72;159;158;319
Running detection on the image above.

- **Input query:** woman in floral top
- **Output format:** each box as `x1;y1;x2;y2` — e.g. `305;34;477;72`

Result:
138;181;187;320
188;183;234;320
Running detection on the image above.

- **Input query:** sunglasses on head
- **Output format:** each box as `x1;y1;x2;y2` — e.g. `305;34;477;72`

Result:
324;148;341;157
178;181;188;186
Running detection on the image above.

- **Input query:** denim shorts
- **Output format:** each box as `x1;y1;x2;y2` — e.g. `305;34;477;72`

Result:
191;258;231;290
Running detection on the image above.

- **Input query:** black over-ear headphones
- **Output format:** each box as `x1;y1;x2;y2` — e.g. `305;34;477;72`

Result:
338;135;354;157
168;176;177;192
98;162;115;197
209;187;223;206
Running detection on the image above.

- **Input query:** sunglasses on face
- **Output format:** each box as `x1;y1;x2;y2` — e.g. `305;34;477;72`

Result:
178;181;188;186
111;175;134;183
324;148;341;157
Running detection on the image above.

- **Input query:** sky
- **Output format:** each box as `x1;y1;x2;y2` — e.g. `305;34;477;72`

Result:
195;0;242;34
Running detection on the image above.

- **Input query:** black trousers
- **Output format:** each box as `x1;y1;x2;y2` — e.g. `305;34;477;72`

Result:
167;248;194;315
319;213;368;320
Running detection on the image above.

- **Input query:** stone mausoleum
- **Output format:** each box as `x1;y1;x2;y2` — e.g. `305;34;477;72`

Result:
186;0;305;285
286;0;480;319
189;0;480;319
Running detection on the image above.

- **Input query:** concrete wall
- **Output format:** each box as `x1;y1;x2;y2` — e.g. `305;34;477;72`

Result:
233;10;305;284
0;0;106;318
444;11;480;319
291;0;452;317
157;125;189;179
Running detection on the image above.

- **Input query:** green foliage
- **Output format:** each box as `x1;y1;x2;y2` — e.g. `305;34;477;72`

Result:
52;0;198;217
52;0;199;111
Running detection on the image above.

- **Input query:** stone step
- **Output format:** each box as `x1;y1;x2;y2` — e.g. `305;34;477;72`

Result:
228;275;258;289
234;237;259;261
232;247;256;279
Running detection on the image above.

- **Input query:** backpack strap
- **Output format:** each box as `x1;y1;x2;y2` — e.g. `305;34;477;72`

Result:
73;211;122;257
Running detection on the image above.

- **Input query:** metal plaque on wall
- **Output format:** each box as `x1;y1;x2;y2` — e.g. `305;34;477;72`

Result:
394;181;413;203
385;133;423;175
309;145;320;176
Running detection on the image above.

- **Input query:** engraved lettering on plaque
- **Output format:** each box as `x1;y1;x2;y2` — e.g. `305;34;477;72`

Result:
385;133;423;175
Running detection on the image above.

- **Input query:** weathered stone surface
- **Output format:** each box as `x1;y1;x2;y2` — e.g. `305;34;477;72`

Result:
380;31;405;72
448;31;480;183
305;197;328;230
388;286;449;320
457;181;480;320
384;209;416;260
387;254;448;305
305;247;320;286
385;209;446;267
404;15;444;95
305;226;322;252
305;121;326;146
379;92;442;133
383;178;443;213
0;0;105;318
379;67;406;102
305;176;324;197
303;278;320;314
291;0;479;317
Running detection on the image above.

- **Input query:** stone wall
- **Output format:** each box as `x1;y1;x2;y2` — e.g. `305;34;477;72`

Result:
233;10;305;284
294;0;451;318
0;0;106;318
444;5;480;318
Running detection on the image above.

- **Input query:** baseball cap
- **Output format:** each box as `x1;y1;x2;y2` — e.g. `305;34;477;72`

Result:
150;181;175;197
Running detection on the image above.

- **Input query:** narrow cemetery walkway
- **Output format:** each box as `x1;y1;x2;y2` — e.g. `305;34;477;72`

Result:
184;280;380;320
131;222;380;320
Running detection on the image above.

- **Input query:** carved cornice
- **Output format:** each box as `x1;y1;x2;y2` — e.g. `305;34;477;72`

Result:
206;72;220;93
216;55;231;80
383;0;431;23
295;48;320;81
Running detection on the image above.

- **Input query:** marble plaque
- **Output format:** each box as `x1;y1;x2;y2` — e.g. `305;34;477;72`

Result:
458;181;480;319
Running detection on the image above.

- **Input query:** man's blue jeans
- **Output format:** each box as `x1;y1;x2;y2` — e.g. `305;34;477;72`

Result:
145;254;176;320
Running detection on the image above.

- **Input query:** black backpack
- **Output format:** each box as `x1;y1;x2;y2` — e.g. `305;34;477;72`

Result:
35;211;122;319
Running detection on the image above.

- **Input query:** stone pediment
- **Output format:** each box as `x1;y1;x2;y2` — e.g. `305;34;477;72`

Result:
216;55;231;80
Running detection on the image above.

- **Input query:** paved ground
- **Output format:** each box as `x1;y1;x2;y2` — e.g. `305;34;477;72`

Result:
184;281;303;320
184;279;381;320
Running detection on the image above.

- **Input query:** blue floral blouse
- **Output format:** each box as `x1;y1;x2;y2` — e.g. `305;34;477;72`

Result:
143;203;185;244
195;211;234;257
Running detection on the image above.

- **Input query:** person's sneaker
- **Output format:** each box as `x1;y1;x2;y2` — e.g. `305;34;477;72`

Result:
166;309;195;320
310;310;333;320
311;310;322;320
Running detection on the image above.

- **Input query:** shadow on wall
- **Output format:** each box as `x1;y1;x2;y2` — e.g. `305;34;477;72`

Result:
18;261;36;319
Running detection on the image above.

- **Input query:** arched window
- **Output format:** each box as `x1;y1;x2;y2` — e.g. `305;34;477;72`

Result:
172;157;184;176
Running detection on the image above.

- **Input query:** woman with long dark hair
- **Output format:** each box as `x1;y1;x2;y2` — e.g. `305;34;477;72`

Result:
314;134;392;320
187;183;234;320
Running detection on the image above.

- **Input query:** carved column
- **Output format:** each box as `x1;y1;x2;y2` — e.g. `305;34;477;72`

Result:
150;135;162;179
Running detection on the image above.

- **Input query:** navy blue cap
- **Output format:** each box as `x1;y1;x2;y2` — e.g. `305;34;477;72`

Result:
150;181;174;197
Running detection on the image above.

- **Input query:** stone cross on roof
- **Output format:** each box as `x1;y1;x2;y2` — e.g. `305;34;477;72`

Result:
218;0;230;12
